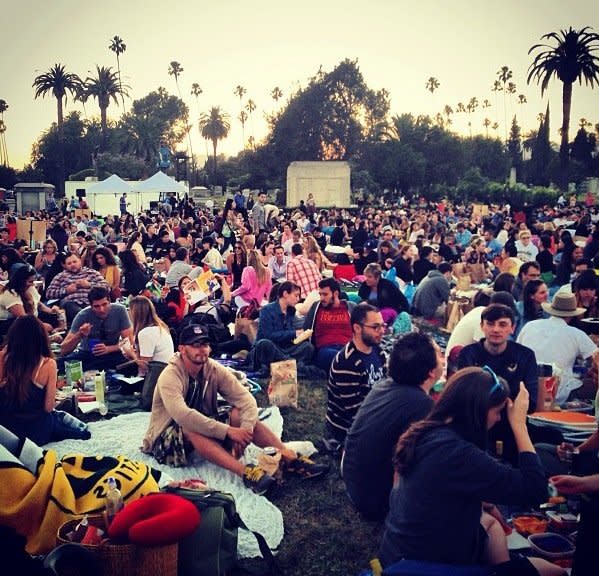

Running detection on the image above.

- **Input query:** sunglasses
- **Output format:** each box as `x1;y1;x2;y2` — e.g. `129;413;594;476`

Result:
482;365;503;396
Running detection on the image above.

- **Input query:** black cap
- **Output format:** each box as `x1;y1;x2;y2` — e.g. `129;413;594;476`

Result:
179;324;210;345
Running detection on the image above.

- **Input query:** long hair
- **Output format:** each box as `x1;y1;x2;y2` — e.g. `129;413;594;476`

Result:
394;367;509;476
126;231;141;249
1;316;51;407
5;265;36;315
248;249;269;285
119;249;143;274
129;296;169;346
92;246;117;269
522;279;545;321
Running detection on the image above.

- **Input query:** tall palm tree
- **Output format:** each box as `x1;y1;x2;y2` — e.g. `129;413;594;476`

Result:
425;76;440;94
109;35;127;110
0;99;8;166
483;117;491;138
238;110;248;148
191;83;203;106
33;63;81;129
85;65;126;149
496;66;513;142
271;86;283;104
528;26;599;188
466;97;479;137
234;85;246;147
245;98;256;148
198;106;230;183
443;104;453;127
168;61;194;179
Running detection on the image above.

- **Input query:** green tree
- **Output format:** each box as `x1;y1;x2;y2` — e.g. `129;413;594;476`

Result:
85;65;127;150
527;104;555;186
109;35;127;109
528;26;599;189
507;115;523;172
199;106;230;184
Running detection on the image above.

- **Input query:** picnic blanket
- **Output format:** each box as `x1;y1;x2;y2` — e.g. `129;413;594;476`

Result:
45;409;286;559
0;425;162;554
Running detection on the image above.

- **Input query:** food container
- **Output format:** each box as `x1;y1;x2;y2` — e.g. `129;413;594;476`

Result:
512;514;548;536
527;532;575;559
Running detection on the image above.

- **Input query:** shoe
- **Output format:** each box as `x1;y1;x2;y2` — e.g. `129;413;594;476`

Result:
322;437;342;454
232;350;249;361
285;454;329;479
243;464;276;495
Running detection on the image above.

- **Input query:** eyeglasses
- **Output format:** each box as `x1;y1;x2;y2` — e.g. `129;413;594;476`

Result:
482;365;503;396
360;322;386;331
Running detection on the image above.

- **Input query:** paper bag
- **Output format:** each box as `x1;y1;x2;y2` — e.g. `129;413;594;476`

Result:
234;317;258;344
268;359;298;408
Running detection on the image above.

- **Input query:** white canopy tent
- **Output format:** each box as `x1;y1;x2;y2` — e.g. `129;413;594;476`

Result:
86;174;133;214
134;171;187;194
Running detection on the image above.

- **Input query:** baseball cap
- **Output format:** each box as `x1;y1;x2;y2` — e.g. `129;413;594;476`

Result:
179;324;211;345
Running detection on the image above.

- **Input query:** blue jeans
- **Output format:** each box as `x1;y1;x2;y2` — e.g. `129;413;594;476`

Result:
315;345;344;372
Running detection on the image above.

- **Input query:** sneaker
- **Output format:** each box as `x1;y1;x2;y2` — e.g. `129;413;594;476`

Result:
285;454;329;479
243;464;276;495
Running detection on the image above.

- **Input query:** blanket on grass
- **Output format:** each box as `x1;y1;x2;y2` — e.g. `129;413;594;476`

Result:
0;424;161;555
45;408;286;559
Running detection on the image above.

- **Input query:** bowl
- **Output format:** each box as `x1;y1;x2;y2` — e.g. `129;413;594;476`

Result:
528;532;575;558
512;514;548;536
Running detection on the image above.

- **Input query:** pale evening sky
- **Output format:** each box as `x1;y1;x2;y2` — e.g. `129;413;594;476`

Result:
1;0;598;170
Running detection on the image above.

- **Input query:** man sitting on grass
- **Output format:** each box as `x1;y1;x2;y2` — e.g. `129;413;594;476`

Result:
143;323;328;495
342;332;443;521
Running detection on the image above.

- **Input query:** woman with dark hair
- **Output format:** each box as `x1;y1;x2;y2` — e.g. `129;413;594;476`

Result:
0;316;89;444
119;250;148;297
515;279;549;338
92;246;121;300
555;243;583;286
126;231;146;264
0;247;26;280
164;275;192;327
34;238;58;280
378;367;561;576
536;234;555;285
0;265;57;336
392;244;415;285
493;272;515;294
572;270;599;333
42;253;67;300
226;241;247;289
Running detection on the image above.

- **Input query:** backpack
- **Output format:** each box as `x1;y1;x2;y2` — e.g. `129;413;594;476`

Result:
177;311;233;352
161;486;279;576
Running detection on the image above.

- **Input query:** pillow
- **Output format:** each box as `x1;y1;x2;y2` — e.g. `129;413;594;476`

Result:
108;493;200;546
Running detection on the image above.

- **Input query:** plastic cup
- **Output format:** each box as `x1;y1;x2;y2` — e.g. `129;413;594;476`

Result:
88;338;100;352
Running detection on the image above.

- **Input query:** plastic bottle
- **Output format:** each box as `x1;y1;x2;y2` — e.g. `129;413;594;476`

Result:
70;514;89;542
95;372;108;416
105;477;123;525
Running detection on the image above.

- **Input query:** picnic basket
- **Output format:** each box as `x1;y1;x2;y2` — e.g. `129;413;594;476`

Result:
57;515;177;576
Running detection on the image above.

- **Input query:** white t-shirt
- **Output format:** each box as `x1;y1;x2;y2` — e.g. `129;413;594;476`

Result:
0;286;40;321
515;240;538;262
445;306;485;357
137;325;175;364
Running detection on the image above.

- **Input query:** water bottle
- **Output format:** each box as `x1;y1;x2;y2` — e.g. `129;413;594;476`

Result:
105;477;123;525
95;372;108;416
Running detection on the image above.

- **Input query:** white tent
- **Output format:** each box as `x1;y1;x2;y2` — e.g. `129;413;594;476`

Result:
87;174;132;194
134;171;187;193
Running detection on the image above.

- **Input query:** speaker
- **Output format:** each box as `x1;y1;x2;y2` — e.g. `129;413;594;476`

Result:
76;189;86;199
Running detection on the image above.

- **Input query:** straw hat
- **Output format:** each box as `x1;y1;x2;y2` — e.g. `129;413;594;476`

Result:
541;292;586;318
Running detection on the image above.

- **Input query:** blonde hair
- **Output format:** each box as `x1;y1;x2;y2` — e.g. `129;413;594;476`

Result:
248;249;269;285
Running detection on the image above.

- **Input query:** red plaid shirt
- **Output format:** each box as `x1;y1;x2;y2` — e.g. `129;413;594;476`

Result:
286;255;322;298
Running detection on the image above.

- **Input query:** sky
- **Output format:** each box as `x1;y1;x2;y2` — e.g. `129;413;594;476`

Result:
1;0;598;170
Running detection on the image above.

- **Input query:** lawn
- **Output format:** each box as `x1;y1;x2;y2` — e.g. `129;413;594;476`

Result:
236;379;383;576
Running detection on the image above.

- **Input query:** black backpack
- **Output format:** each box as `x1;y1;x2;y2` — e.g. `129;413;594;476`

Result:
178;311;232;352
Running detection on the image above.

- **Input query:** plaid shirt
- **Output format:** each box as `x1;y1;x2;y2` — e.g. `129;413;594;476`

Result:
46;267;109;307
286;255;321;298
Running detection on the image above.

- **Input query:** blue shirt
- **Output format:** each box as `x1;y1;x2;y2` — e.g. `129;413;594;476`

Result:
256;301;296;346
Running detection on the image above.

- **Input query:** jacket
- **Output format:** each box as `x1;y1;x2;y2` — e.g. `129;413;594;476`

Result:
303;299;356;344
256;300;296;346
411;270;450;318
358;277;409;313
142;354;258;450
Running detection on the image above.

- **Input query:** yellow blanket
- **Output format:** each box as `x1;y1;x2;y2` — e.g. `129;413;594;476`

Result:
0;426;162;554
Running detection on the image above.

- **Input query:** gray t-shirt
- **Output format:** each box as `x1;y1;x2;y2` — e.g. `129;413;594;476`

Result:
70;304;131;351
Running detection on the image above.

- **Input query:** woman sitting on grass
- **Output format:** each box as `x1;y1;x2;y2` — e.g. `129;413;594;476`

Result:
377;366;564;576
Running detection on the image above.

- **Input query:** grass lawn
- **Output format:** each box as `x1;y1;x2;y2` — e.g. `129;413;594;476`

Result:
236;378;383;576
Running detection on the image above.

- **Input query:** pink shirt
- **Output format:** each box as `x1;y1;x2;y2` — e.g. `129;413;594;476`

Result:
231;266;272;303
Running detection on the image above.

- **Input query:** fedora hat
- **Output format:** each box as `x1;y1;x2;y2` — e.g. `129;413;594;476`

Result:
541;292;586;318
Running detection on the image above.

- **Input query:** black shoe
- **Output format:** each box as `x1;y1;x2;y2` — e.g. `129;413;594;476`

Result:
285;454;329;479
243;464;276;495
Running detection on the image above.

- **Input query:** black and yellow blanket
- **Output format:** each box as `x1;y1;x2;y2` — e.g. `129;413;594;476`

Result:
0;425;162;554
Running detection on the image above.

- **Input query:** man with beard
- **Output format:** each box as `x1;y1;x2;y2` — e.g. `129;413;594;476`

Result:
303;278;355;371
143;323;327;495
326;303;386;447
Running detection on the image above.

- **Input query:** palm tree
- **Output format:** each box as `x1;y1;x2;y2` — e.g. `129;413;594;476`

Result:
496;66;513;142
33;63;81;129
238;110;248;147
271;86;283;104
234;85;246;147
199;106;230;183
191;82;203;106
425;76;440;95
0;99;8;166
483;117;492;138
85;65;126;149
168;61;194;180
245;98;256;148
528;26;599;188
443;104;453;127
466;97;479;137
109;35;127;109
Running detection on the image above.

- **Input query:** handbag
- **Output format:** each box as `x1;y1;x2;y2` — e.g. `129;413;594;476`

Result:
238;298;260;320
161;485;280;576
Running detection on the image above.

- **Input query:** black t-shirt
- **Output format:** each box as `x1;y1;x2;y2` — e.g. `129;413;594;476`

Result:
342;380;434;521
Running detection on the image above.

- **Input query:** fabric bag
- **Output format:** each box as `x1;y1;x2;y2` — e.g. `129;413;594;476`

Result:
466;262;487;284
444;299;465;333
237;298;260;320
268;359;298;408
161;485;279;576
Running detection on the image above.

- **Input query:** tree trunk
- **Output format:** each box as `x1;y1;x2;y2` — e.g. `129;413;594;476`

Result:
212;139;218;185
559;81;573;192
101;106;108;151
57;96;65;196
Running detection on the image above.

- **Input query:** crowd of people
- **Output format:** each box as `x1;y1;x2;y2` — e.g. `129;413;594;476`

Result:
1;189;599;574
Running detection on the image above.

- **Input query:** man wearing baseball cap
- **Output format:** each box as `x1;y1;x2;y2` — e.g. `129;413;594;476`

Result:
143;323;327;494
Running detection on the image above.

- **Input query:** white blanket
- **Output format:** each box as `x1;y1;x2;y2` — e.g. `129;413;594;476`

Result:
45;409;285;558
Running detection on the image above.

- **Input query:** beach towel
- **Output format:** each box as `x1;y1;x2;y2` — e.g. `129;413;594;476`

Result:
0;424;162;554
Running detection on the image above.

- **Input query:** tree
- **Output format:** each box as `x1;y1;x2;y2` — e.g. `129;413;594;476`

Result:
496;65;513;142
527;104;555;186
199;107;230;183
466;97;479;137
271;87;283;104
425;76;440;94
85;65;127;150
234;85;247;147
0;99;8;166
33;64;82;194
168;61;194;179
528;26;599;189
109;35;127;109
507;115;523;173
245;98;256;148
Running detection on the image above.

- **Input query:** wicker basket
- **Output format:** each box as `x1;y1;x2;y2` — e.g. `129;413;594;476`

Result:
57;515;177;576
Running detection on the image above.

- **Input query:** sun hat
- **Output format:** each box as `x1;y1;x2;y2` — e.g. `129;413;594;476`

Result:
541;292;586;318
